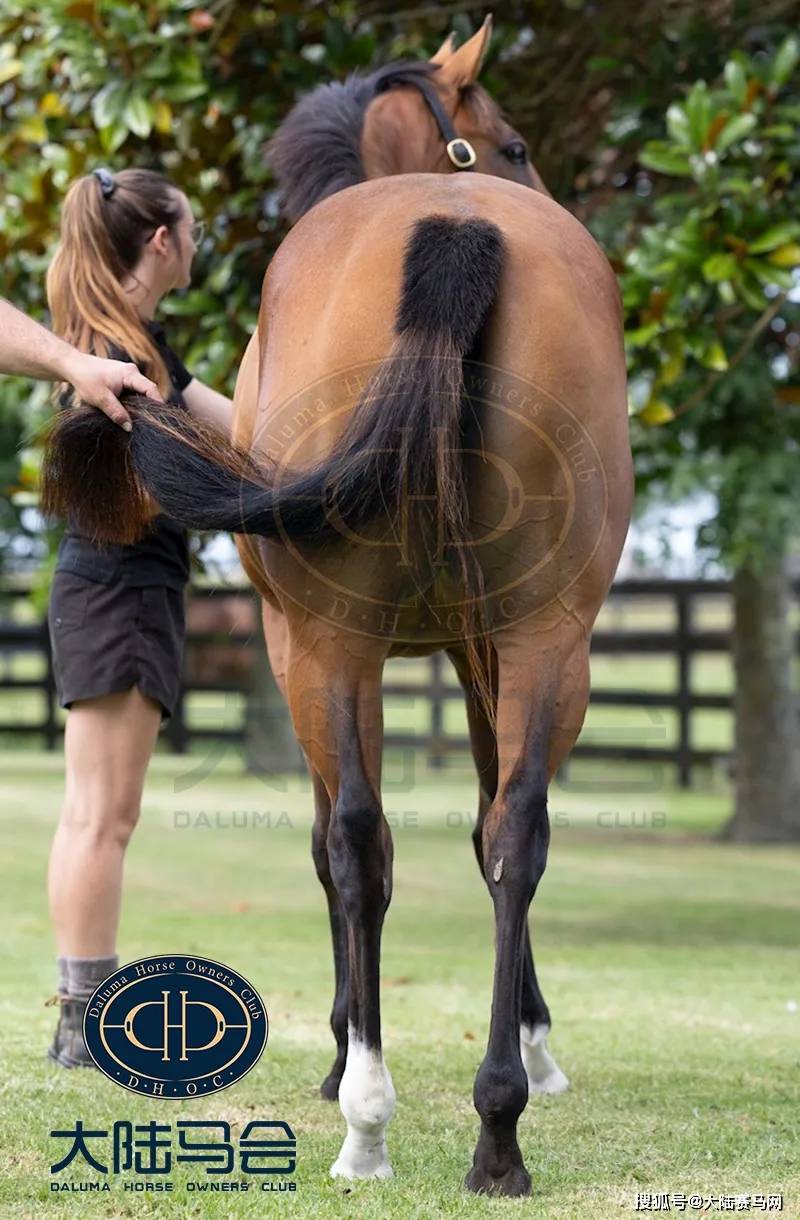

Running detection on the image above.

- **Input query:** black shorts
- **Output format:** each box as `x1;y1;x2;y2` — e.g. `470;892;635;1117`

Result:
48;572;186;722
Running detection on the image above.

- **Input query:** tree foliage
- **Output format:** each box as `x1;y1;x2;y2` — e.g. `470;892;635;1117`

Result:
606;36;800;567
0;1;797;577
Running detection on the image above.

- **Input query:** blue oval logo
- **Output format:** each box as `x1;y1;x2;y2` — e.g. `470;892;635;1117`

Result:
83;955;268;1098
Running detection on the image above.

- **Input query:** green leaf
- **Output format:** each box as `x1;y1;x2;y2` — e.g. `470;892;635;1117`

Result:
738;275;767;311
761;123;795;139
744;258;794;289
207;254;235;293
718;175;757;195
639;143;692;176
124;93;153;139
625;321;661;348
685;81;711;148
724;59;747;102
91;81;125;130
714;112;756;153
699;341;728;371
717;280;736;306
702;253;737;283
164;80;209;102
98;120;127;154
666;104;690;145
161;291;217;317
660;342;684;386
767;243;800;268
638;399;675;425
771;35;800;87
748;222;800;254
0;58;22;85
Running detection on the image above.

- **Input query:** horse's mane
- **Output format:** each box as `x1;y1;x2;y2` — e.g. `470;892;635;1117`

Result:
265;59;441;223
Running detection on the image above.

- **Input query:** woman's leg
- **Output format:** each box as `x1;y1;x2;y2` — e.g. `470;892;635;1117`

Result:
48;686;162;956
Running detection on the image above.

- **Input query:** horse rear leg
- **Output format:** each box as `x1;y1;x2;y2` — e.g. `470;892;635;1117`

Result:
285;628;395;1179
262;605;351;1102
465;623;589;1197
261;603;349;1099
448;645;568;1104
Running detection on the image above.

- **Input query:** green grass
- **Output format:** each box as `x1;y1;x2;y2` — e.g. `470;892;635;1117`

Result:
1;751;798;1217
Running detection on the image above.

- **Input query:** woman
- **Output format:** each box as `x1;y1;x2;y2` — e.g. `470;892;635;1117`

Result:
43;167;233;1067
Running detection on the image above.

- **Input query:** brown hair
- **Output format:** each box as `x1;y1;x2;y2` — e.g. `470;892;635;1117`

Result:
46;168;185;397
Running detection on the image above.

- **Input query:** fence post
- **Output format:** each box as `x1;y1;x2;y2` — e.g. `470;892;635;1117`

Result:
676;588;692;788
428;652;446;770
245;591;303;776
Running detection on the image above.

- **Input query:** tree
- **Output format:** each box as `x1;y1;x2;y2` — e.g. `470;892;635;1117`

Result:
1;3;797;829
606;37;800;839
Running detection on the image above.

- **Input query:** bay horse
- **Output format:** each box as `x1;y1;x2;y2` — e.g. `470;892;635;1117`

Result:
42;16;632;1196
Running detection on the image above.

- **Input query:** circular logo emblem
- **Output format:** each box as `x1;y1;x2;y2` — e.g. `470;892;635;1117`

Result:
83;954;268;1098
240;358;608;643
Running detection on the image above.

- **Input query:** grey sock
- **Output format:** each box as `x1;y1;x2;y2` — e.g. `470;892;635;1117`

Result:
57;956;69;996
65;955;119;1002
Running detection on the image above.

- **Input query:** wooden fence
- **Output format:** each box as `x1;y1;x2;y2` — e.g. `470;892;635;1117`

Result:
0;578;793;787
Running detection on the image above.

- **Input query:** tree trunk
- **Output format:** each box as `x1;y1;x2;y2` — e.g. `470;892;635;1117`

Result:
723;553;800;841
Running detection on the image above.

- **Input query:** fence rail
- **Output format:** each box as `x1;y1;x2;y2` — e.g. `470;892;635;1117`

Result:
1;578;796;787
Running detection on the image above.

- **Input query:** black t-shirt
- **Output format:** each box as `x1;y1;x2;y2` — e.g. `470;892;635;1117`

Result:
54;319;193;590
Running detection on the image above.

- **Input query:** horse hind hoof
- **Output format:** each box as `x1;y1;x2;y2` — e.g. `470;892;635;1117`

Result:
464;1164;532;1197
528;1062;570;1095
330;1137;394;1180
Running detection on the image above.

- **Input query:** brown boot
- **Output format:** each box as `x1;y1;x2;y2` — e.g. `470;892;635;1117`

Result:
45;994;96;1069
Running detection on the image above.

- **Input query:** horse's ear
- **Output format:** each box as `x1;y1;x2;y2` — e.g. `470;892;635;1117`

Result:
435;15;492;88
430;32;456;64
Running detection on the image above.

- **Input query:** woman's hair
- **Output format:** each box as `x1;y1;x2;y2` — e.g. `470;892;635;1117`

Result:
46;168;184;397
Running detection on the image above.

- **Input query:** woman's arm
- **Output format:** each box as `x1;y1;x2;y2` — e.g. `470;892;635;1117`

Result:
0;297;161;428
182;377;234;436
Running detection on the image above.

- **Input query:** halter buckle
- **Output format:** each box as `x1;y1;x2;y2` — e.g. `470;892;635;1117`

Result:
446;138;477;169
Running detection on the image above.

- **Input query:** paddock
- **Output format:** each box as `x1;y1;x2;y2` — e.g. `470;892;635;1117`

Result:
2;750;797;1217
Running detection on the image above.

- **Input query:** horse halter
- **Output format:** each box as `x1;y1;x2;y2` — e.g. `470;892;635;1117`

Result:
381;73;477;170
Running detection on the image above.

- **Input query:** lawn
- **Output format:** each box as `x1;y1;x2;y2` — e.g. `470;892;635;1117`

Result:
0;751;798;1218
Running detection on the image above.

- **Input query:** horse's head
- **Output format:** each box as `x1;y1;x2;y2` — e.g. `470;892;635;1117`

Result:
267;15;547;223
361;17;548;194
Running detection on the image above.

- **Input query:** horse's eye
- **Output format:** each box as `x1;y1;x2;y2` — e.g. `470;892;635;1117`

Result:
502;141;527;165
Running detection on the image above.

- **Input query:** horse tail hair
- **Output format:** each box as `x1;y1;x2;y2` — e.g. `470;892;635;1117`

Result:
354;214;505;724
40;214;503;717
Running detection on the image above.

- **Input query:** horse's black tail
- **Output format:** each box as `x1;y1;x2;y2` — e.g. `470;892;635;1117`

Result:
41;215;504;707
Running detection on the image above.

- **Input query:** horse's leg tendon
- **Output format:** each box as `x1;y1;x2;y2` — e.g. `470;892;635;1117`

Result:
310;770;349;1099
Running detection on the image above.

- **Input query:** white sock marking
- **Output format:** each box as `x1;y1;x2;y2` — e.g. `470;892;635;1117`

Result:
330;1025;396;1179
520;1022;569;1095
